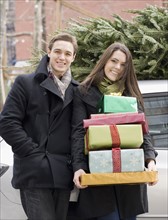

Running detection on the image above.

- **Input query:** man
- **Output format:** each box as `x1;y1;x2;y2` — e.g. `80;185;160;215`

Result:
0;33;78;220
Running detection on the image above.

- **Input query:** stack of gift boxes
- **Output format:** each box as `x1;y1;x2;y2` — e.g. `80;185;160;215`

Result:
81;95;157;186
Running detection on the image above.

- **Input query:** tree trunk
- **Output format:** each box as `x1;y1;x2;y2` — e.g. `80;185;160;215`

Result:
34;0;47;52
0;0;7;108
41;0;47;52
6;0;16;65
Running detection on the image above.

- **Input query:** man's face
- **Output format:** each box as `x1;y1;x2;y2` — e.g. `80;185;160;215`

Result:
48;40;75;78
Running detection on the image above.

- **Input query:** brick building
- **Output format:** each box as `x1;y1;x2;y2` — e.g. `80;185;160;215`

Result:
14;0;164;61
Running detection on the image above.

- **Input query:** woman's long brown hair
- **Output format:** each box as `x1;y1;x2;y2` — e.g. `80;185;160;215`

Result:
80;42;144;110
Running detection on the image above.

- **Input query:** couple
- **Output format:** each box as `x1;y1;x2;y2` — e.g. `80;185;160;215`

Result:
0;33;157;220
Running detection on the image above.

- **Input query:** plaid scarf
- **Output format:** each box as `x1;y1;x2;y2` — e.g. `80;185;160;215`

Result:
48;67;72;100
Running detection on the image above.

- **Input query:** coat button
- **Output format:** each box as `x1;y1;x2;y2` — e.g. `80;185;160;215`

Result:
67;159;72;165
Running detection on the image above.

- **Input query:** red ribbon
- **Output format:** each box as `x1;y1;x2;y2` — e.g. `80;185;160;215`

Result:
112;148;121;172
109;125;121;148
85;129;89;152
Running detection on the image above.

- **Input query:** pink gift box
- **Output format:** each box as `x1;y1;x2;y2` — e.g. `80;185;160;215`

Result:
83;112;148;134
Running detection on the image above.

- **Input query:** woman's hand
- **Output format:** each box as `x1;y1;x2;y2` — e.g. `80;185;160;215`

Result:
147;160;158;186
73;169;88;189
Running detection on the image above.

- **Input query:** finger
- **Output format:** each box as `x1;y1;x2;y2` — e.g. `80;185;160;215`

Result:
75;181;88;189
148;178;158;186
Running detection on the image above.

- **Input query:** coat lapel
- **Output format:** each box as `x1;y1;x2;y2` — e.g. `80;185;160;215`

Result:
43;79;78;133
63;83;74;108
40;77;62;98
63;79;79;109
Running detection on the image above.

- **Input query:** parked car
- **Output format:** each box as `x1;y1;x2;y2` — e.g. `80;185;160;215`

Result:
0;140;27;219
7;61;30;87
0;80;167;220
136;80;168;220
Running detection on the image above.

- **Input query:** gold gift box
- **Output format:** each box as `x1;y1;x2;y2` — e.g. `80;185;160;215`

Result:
80;171;158;186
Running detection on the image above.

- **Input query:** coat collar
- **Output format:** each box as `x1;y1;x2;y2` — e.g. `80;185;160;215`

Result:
34;54;49;81
34;55;79;84
34;54;79;99
80;86;103;108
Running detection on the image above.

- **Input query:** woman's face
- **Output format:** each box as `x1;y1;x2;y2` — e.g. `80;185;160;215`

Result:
104;50;126;82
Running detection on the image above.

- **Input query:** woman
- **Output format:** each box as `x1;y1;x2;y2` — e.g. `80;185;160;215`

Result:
71;42;157;220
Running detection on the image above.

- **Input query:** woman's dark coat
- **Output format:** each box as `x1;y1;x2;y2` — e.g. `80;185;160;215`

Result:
71;86;157;219
0;55;78;190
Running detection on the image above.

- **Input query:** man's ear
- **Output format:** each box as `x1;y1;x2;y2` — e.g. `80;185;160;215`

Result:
72;53;76;62
47;49;51;58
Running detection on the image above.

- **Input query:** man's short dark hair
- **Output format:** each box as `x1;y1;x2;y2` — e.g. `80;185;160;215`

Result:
48;33;78;55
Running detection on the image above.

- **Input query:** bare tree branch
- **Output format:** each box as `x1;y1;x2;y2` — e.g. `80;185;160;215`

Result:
6;32;33;37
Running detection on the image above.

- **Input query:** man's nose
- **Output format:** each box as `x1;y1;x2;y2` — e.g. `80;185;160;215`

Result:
58;53;65;59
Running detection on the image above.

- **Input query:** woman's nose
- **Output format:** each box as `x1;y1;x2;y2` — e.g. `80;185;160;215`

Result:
115;63;121;69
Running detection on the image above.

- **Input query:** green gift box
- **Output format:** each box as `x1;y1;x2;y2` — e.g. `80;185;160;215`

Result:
85;124;143;152
97;95;138;113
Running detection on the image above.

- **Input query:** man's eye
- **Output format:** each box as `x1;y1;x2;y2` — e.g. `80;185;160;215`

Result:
55;50;61;54
66;53;72;56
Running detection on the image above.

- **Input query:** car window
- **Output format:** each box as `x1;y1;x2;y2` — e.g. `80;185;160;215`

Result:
0;164;9;177
143;92;168;150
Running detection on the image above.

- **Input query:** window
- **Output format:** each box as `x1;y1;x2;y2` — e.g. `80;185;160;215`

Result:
143;92;168;149
0;164;9;177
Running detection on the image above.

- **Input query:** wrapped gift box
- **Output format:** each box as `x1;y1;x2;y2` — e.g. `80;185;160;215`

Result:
85;124;143;151
89;149;144;173
80;171;158;186
84;112;148;134
91;113;120;119
97;95;138;113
